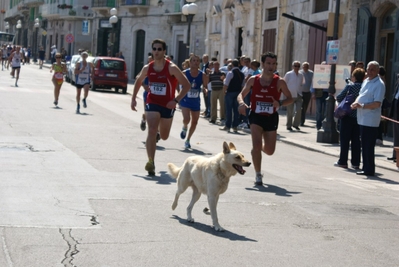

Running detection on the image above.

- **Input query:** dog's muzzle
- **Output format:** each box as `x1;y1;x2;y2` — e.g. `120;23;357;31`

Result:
233;162;251;175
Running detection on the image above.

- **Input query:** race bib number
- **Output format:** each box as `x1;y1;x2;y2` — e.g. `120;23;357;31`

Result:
150;83;167;95
54;72;64;79
187;89;199;98
255;101;273;114
79;74;89;81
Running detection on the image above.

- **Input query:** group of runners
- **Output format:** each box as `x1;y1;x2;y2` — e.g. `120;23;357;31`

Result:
131;38;294;185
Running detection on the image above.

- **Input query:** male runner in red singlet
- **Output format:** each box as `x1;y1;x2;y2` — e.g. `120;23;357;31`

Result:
131;39;191;175
237;52;293;185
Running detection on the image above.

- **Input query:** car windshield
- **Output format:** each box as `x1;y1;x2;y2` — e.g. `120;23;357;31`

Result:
71;56;80;64
100;60;124;70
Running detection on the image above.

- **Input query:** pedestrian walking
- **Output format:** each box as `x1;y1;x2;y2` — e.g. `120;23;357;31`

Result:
299;62;313;126
74;51;94;114
284;61;304;131
50;52;67;106
237;52;293;185
130;39;191;176
334;68;365;169
351;61;385;176
179;54;208;149
38;46;45;69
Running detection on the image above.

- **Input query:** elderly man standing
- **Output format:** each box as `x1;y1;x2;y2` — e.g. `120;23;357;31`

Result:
299;62;313;126
351;61;385;176
284;61;304;131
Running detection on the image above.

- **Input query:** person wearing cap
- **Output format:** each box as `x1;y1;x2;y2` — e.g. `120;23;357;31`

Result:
74;51;94;114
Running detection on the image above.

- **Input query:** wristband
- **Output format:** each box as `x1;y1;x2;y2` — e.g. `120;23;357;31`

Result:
173;98;179;103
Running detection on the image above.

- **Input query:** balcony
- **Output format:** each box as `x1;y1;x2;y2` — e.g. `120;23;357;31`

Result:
24;0;45;8
40;3;60;19
59;6;94;20
92;0;117;15
120;0;149;14
5;5;25;21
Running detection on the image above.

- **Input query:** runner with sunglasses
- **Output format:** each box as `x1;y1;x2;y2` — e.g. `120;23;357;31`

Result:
50;53;67;106
131;39;191;176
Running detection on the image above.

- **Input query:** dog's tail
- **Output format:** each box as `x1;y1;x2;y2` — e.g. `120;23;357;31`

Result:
167;163;181;179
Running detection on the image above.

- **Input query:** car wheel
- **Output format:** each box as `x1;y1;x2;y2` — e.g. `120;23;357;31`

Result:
114;87;119;93
122;87;127;94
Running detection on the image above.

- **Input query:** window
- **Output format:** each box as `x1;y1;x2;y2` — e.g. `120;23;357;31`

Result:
266;7;277;21
314;0;328;13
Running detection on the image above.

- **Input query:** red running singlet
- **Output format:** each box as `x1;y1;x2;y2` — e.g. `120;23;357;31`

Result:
250;74;281;116
146;60;178;108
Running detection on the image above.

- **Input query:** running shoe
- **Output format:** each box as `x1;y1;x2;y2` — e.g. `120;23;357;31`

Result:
180;127;187;139
254;174;263;186
156;132;161;143
140;120;146;131
145;160;155;176
76;104;80;114
53;101;58;106
185;140;191;149
82;98;87;108
15;82;18;87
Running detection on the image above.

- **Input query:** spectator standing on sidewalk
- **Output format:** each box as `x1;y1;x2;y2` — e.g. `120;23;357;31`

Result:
237;52;293;185
38;46;45;69
284;61;304;131
351;61;385;176
179;54;208;149
220;59;245;133
388;74;399;163
201;54;210;117
209;61;226;124
299;62;313;126
334;68;365;169
50;45;57;64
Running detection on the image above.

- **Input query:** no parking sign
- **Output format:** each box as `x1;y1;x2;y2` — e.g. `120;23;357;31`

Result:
65;33;74;43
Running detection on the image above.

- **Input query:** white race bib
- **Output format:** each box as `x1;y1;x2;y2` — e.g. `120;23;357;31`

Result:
255;101;273;114
187;89;199;98
150;83;167;95
54;73;64;79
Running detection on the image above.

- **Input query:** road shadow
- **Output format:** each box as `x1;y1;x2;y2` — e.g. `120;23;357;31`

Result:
51;106;63;110
171;215;257;242
365;174;399;184
245;184;301;197
133;171;175;185
76;112;93;116
179;147;211;156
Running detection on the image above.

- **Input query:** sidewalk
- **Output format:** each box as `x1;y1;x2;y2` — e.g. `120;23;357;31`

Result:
41;63;398;172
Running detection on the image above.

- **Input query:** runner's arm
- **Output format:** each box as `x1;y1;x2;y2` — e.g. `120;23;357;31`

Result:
170;65;190;102
131;65;149;111
278;78;293;107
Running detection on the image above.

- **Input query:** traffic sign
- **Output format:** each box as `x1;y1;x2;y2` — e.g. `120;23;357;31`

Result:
326;40;339;64
313;64;351;93
65;33;74;43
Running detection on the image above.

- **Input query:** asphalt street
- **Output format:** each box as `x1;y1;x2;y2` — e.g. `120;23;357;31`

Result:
0;63;398;267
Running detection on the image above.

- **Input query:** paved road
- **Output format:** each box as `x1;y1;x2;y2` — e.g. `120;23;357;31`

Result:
1;64;398;267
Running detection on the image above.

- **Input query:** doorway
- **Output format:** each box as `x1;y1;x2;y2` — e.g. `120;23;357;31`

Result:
134;30;145;77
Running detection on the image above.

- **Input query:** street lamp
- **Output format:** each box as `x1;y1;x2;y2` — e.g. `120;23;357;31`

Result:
16;20;22;45
108;8;118;57
33;18;40;63
182;0;198;59
316;0;340;143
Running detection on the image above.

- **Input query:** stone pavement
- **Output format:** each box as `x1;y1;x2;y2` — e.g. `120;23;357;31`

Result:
41;62;398;173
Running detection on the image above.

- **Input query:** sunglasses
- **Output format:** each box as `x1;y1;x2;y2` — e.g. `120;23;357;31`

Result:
152;47;163;51
294;65;300;67
56;57;62;58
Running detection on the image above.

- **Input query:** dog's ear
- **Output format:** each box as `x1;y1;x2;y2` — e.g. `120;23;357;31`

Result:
223;141;230;154
229;142;236;151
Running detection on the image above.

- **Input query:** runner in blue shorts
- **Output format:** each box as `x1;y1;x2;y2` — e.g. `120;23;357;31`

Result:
179;55;208;149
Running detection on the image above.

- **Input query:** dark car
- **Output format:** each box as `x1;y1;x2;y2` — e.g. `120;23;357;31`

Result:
91;57;128;94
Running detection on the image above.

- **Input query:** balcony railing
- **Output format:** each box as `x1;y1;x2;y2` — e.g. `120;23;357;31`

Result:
120;0;149;5
92;0;117;8
40;3;60;18
24;0;45;7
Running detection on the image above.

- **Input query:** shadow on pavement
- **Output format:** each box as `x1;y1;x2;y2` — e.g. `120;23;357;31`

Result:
132;171;176;185
171;215;257;242
365;175;399;185
245;184;301;197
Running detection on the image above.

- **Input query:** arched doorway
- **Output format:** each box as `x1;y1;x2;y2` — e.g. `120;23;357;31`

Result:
285;22;294;74
134;30;145;77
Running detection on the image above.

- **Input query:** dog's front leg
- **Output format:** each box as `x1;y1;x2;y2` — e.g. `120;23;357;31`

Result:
207;194;224;231
186;186;201;223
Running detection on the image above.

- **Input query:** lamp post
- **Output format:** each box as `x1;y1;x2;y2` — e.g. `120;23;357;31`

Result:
5;22;9;33
182;0;198;59
33;18;40;63
316;0;340;143
109;8;118;57
16;20;22;45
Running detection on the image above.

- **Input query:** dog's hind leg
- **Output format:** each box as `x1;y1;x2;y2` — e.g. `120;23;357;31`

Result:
186;186;201;223
172;172;191;210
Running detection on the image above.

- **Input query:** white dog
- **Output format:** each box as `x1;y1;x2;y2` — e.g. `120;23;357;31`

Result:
168;142;251;231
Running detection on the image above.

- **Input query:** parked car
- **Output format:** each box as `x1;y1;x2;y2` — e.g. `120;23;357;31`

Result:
91;57;128;94
67;55;95;85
